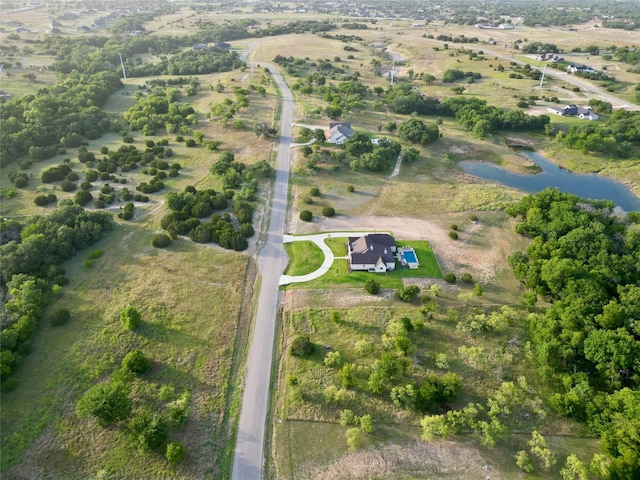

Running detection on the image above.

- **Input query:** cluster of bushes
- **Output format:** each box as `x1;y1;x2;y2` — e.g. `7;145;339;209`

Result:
76;308;188;464
124;87;197;136
0;71;120;166
557;110;640;158
7;171;29;188
0;204;113;388
118;203;135;221
161;186;253;251
345;134;402;172
442;68;482;83
34;193;57;206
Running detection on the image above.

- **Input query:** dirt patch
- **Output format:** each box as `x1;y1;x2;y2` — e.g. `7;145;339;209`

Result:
287;214;514;282
303;440;509;480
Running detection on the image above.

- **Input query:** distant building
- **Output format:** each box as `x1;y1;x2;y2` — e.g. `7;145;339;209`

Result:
568;64;597;74
548;105;599;120
498;23;515;29
193;43;208;50
214;41;231;50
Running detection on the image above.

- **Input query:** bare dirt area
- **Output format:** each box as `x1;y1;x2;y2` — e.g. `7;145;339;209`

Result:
287;214;519;282
302;440;512;480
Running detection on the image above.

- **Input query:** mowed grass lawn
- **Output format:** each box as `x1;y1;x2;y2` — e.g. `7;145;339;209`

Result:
284;238;441;289
284;241;324;276
1;224;249;479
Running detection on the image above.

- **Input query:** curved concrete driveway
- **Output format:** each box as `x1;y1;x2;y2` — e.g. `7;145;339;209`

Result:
280;231;391;285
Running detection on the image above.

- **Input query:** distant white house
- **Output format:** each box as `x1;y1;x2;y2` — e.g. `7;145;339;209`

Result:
577;107;599;120
547;104;599;120
327;122;353;144
498;23;515;29
348;234;397;272
568;64;597;74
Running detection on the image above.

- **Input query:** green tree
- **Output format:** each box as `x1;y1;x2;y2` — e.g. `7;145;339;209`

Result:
397;118;439;145
346;427;362;450
365;279;380;294
76;381;132;426
290;336;313;356
121;349;151;374
515;450;534;473
166;441;186;465
529;430;556;469
398;285;420;302
560;454;589;480
359;414;373;434
129;411;169;452
120;305;141;331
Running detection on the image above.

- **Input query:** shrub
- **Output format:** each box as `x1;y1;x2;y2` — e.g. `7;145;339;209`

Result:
300;210;313;222
34;194;57;206
175;135;184;142
444;273;457;284
60;179;77;192
121;349;151;374
469;214;478;222
50;308;71;326
123;136;134;143
67;172;80;181
309;187;320;196
152;233;172;248
303;197;312;204
448;231;459;240
166;442;186;465
398;285;420;302
365;279;380;294
347;185;355;192
120;305;141;331
76;381;132;427
185;139;196;147
290;335;313;356
129;412;168;452
450;224;458;231
461;272;473;283
322;206;336;217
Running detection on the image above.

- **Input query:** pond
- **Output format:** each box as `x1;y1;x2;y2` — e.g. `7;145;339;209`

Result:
460;150;640;212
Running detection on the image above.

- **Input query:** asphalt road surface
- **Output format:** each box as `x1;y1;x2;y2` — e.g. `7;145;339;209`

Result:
231;62;293;480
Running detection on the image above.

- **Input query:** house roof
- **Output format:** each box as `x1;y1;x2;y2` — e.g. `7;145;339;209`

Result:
348;234;396;266
329;123;353;141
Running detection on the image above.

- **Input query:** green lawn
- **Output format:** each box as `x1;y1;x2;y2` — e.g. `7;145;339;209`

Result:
284;241;324;276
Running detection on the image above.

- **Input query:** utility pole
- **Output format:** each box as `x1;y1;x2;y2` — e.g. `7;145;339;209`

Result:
119;53;127;80
539;64;546;88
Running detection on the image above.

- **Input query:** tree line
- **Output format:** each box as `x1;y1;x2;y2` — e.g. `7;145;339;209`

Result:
0;204;113;389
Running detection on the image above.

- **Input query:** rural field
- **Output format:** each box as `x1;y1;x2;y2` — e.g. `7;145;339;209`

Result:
1;1;639;479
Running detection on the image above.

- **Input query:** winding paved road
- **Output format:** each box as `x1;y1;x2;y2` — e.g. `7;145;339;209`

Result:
231;61;293;480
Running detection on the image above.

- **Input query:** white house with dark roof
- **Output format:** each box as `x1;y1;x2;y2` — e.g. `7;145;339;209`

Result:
328;122;353;144
347;234;396;272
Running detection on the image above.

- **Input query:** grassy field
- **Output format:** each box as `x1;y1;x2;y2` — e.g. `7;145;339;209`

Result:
1;222;251;478
273;300;597;479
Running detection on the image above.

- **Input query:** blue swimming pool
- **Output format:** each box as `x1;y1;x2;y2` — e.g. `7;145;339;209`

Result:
401;250;417;263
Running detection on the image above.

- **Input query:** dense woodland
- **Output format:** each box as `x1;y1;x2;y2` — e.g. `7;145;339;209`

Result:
507;189;640;477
